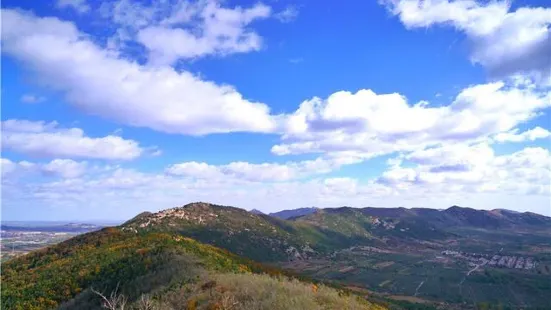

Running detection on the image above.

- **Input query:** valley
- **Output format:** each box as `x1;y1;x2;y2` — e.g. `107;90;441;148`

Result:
0;222;105;261
280;234;550;308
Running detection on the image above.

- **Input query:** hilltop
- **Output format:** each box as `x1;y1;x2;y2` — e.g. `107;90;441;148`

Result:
122;202;315;262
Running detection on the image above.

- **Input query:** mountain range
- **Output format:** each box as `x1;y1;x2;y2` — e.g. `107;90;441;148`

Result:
269;207;319;219
3;202;550;310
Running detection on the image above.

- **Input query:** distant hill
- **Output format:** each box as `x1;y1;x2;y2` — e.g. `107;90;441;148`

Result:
359;205;551;230
264;205;550;230
270;207;318;219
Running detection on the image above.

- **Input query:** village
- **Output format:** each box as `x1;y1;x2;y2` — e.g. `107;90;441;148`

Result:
441;250;536;270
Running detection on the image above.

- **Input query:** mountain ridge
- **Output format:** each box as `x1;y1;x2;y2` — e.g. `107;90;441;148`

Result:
4;201;550;309
256;205;549;219
122;202;550;264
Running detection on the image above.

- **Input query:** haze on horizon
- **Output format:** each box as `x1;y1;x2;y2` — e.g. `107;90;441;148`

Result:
1;0;550;221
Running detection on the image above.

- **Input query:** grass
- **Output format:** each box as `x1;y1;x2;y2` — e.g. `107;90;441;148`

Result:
133;272;386;310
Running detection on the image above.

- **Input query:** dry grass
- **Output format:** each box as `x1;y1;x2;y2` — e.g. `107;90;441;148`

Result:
141;272;386;310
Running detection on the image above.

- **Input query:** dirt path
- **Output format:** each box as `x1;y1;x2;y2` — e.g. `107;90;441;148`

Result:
466;263;481;276
414;280;425;297
459;259;489;294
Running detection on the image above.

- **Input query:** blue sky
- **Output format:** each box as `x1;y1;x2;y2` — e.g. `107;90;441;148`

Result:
1;0;550;221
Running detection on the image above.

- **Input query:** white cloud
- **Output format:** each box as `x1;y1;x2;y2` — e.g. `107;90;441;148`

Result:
99;0;271;65
3;148;550;220
1;9;277;136
379;144;551;196
1;119;145;160
1;158;19;177
166;155;363;182
274;81;550;156
21;94;46;104
321;177;360;196
56;0;90;14
275;5;299;23
382;0;551;84
41;159;88;178
1;158;88;179
493;126;551;143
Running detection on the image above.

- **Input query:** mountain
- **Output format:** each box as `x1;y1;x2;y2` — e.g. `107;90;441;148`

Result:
359;205;551;230
122;202;316;262
270;207;318;219
122;203;549;263
2;227;386;310
121;203;453;262
290;207;452;249
4;202;550;309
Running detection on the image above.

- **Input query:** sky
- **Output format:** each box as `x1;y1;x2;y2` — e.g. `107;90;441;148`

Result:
1;0;550;221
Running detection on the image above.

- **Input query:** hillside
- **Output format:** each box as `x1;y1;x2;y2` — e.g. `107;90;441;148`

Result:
291;207;452;243
123;202;316;262
122;203;458;262
1;227;386;310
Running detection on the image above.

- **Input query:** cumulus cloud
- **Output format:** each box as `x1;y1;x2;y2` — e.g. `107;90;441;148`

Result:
99;0;271;65
382;0;551;84
379;144;551;196
1;119;145;160
41;159;88;178
274;82;551;156
493;127;551;143
1;9;277;136
166;155;363;182
3;148;550;220
1;158;88;179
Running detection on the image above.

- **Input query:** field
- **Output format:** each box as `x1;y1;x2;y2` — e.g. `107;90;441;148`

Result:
280;228;551;309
